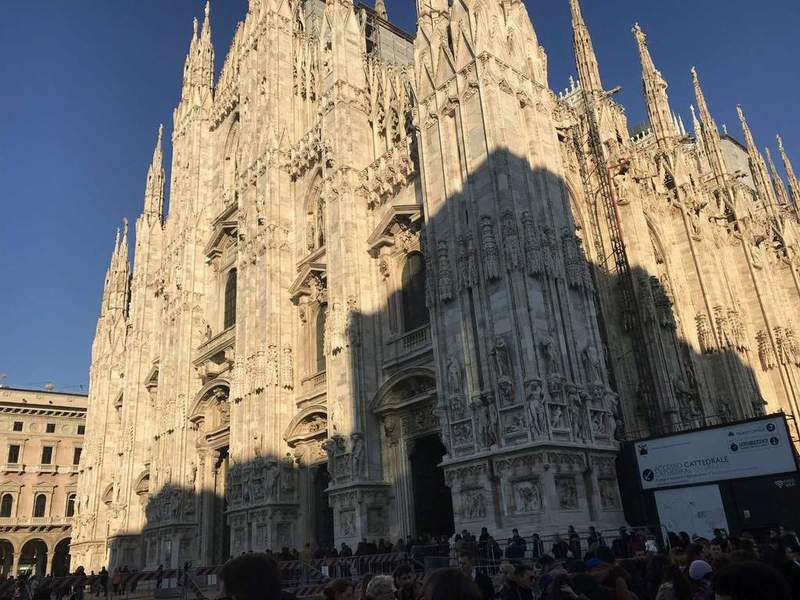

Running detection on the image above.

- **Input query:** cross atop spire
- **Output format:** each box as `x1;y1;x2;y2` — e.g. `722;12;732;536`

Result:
569;0;603;93
632;23;675;145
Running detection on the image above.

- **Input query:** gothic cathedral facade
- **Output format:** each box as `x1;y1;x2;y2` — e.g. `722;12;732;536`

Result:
72;0;800;570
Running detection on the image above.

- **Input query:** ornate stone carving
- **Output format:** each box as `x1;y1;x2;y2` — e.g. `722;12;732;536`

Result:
471;394;499;449
755;329;774;370
511;480;543;513
556;476;579;510
521;211;544;278
525;378;548;439
461;489;487;520
350;433;365;480
281;347;294;389
502;210;521;271
437;240;454;302
480;216;501;281
696;312;717;354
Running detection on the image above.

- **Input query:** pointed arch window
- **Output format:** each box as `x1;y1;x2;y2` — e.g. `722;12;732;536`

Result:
401;253;429;332
316;304;328;373
224;268;238;329
33;494;46;518
0;494;12;518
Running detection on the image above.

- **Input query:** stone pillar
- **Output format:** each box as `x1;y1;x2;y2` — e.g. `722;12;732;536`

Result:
381;415;415;539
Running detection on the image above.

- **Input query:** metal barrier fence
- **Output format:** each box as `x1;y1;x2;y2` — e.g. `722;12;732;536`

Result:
0;526;670;600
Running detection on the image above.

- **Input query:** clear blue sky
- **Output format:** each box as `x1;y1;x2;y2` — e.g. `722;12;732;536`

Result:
0;0;798;393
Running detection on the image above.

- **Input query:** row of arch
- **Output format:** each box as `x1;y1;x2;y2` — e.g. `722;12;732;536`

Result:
0;538;71;577
0;493;75;519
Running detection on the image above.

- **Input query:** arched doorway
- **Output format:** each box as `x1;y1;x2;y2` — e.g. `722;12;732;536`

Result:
19;539;47;576
312;464;334;550
0;540;14;577
52;538;71;577
410;435;454;538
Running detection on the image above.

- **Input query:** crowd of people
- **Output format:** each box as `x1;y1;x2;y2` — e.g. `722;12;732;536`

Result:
4;525;800;600
216;525;800;600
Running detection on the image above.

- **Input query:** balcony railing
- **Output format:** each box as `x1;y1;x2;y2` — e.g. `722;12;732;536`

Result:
385;325;432;365
2;463;24;473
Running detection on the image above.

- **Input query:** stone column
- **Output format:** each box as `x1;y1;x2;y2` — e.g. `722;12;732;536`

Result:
390;433;415;539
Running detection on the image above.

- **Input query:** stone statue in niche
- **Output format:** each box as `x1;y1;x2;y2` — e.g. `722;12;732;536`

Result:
350;433;365;479
472;395;499;448
540;334;559;376
521;211;543;278
321;439;337;476
480;216;501;281
549;402;568;430
491;337;512;380
281;453;297;495
437;240;454;302
498;378;514;406
447;354;463;396
281;347;294;389
345;297;361;348
567;386;588;443
502;211;521;271
525;378;547;439
582;345;602;385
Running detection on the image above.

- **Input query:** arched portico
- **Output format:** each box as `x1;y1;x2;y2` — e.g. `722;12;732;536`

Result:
18;538;47;576
188;381;231;567
371;367;453;540
284;406;331;549
0;540;14;577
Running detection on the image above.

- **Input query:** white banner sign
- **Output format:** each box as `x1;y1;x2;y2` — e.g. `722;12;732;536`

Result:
636;416;796;490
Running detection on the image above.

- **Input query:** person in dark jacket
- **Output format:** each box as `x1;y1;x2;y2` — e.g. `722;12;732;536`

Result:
459;555;494;600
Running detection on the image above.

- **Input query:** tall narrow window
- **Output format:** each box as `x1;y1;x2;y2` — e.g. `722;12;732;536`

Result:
41;447;53;465
33;494;46;518
316;305;328;373
7;445;20;464
66;493;76;518
0;494;12;518
73;447;83;466
224;268;238;329
401;253;430;332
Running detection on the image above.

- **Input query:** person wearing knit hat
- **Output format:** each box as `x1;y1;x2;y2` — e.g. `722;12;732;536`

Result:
688;560;713;600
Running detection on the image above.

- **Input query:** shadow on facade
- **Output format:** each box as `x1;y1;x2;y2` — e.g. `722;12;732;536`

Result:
99;148;771;571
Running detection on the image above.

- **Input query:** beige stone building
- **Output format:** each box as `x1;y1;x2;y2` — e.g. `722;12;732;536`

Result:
0;387;86;576
72;0;800;571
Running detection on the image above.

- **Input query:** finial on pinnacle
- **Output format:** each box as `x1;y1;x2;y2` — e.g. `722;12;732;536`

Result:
157;124;164;145
193;17;199;37
205;0;210;18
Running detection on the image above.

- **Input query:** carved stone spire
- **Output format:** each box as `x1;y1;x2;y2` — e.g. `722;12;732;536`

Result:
569;0;603;93
102;222;131;316
778;135;800;208
766;147;791;208
633;23;675;145
691;67;728;181
736;105;777;215
143;125;165;219
180;4;214;103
